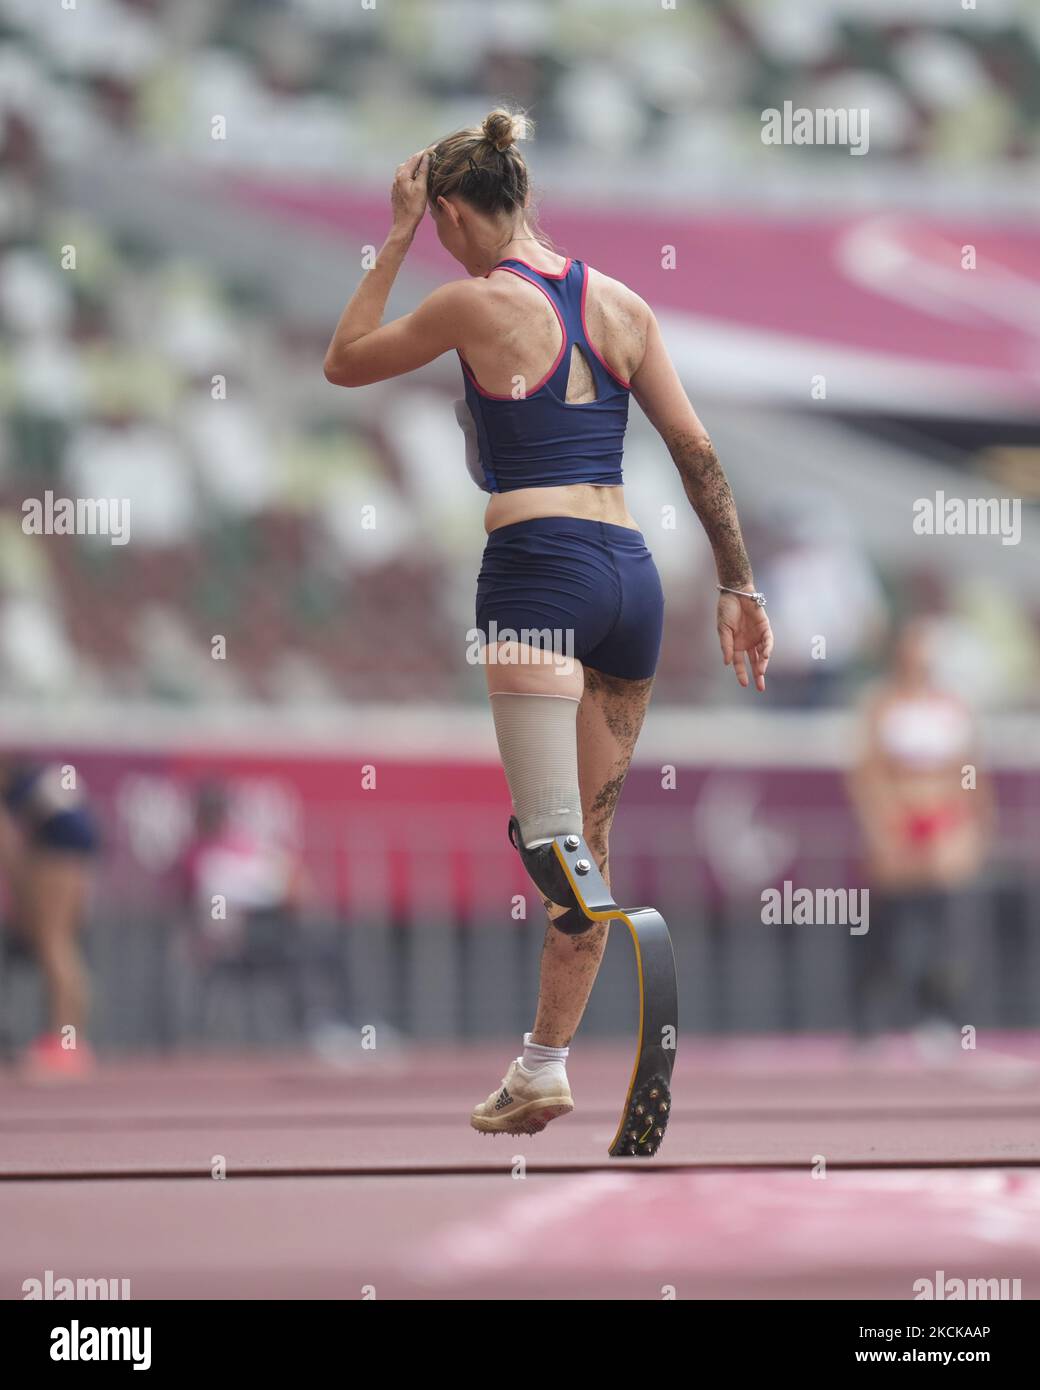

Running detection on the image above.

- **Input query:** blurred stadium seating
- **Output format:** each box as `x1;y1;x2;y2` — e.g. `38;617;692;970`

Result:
2;0;1038;710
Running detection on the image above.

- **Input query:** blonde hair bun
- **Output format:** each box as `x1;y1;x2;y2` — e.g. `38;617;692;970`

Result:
482;108;531;152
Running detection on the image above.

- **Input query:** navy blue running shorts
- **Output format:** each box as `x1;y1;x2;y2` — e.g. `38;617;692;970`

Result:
475;516;664;681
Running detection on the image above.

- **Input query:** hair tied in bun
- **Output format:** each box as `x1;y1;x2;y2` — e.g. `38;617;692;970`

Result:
483;109;530;153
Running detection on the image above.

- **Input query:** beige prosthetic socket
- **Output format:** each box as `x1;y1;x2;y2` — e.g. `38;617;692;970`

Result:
490;692;583;847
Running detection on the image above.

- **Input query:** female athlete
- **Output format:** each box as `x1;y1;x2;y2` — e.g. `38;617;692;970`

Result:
324;108;772;1136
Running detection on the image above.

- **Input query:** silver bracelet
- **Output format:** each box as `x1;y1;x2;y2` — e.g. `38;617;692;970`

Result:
717;584;767;608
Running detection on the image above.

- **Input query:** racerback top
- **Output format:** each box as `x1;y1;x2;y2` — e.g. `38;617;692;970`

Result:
456;257;631;494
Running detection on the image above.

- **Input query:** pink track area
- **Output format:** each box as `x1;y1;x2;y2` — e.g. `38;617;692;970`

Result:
2;1037;1039;1299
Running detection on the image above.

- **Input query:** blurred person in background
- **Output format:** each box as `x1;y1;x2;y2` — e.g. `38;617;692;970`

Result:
177;780;309;1040
846;618;994;1051
323;107;771;1136
757;493;887;707
0;757;99;1079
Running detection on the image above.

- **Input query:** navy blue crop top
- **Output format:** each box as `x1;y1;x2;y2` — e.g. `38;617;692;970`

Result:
456;257;631;494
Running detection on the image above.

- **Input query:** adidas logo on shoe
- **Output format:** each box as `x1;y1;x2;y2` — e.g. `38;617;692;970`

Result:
493;1088;513;1111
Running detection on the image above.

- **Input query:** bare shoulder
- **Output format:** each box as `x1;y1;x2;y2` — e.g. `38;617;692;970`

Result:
465;268;544;325
585;266;650;378
425;276;485;318
462;272;543;355
586;266;650;331
414;277;494;353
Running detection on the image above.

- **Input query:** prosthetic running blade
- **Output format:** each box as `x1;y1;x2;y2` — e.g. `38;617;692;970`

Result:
549;835;678;1158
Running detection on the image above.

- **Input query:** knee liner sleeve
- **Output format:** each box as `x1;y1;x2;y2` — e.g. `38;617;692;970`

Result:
490;692;582;847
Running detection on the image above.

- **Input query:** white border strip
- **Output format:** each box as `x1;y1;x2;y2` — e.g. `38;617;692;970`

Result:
1;703;1037;770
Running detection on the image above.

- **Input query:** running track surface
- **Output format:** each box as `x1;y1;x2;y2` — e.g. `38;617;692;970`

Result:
2;1036;1039;1300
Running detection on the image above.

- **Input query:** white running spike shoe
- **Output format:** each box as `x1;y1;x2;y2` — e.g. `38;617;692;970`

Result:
470;1058;574;1136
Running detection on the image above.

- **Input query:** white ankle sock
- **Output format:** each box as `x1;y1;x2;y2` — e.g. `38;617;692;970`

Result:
521;1032;569;1072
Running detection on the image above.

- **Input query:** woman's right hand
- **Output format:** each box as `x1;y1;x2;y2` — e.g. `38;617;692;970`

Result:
717;591;773;692
390;149;430;234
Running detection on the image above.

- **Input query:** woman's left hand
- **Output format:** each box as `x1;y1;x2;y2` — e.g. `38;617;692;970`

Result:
390;149;431;234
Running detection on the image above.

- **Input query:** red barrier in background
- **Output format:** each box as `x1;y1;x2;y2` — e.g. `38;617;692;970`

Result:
6;747;1035;919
